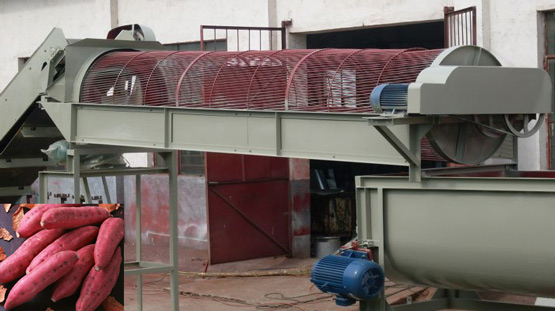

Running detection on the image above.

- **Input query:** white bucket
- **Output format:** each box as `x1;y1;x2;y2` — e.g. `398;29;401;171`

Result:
314;236;341;258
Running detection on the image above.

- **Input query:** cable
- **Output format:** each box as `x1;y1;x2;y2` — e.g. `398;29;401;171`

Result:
158;287;333;310
255;292;333;310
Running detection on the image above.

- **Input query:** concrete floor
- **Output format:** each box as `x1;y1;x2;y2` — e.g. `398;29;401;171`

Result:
125;273;356;311
124;244;541;311
124;245;355;311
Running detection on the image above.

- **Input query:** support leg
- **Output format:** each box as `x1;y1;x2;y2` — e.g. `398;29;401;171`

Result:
358;187;388;311
82;178;92;204
39;172;47;204
166;151;179;311
372;124;431;183
409;125;422;183
102;176;112;203
360;299;389;311
136;174;143;311
72;150;81;204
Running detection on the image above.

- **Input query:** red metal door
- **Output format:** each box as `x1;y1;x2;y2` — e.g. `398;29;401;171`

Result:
202;24;291;264
206;153;291;264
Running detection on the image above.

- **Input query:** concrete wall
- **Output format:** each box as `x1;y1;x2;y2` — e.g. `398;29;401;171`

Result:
483;0;555;170
118;0;271;50
0;0;113;91
274;0;452;33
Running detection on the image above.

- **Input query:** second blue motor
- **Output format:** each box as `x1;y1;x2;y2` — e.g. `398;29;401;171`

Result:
310;249;385;306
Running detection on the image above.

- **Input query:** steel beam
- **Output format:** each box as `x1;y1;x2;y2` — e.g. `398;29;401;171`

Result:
0;186;31;197
124;262;174;275
41;167;168;178
41;102;411;166
20;127;62;138
0;158;54;168
422;163;517;177
135;174;143;311
164;151;180;311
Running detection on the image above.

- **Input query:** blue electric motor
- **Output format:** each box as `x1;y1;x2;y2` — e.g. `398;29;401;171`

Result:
311;250;385;306
369;83;409;113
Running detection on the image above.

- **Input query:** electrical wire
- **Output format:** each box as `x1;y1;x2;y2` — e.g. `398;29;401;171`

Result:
255;292;333;310
130;272;426;309
156;287;334;310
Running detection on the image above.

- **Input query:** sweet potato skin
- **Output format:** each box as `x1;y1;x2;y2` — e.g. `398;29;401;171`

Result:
76;247;122;311
26;226;98;274
0;229;65;284
17;204;79;238
51;244;96;302
94;217;124;271
41;206;110;230
4;250;79;310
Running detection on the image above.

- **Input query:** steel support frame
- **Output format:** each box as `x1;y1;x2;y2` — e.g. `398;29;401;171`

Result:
356;176;555;311
368;117;434;182
390;293;555;311
40;101;413;166
422;163;517;177
0;158;55;168
38;147;180;311
0;186;32;198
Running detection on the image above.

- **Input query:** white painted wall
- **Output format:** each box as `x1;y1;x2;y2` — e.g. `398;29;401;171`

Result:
274;0;453;33
0;0;553;169
118;0;271;49
0;0;112;91
484;0;555;170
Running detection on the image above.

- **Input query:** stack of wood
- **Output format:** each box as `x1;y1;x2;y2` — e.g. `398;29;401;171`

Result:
384;279;437;305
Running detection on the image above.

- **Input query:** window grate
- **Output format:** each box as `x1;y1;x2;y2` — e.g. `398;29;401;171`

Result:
444;6;477;47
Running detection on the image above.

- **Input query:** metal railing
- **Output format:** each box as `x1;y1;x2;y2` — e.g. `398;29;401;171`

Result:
444;6;477;47
200;25;287;51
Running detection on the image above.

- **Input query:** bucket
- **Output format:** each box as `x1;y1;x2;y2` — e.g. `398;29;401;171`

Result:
314;236;341;258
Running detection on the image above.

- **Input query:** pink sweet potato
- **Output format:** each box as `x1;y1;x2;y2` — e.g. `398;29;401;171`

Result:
0;229;65;284
51;244;95;302
17;204;79;238
76;247;122;311
4;250;79;310
94;218;124;271
26;226;98;274
41;206;110;230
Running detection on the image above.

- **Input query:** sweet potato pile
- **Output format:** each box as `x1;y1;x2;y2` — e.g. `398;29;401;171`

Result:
0;204;124;311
